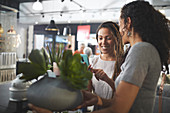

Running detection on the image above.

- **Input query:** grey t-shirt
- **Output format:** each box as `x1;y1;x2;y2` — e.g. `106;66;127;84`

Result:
115;42;161;113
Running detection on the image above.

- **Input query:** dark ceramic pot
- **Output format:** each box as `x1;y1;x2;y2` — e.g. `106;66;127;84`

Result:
27;75;83;111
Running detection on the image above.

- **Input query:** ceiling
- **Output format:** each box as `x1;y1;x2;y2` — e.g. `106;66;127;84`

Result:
1;0;170;25
19;0;126;24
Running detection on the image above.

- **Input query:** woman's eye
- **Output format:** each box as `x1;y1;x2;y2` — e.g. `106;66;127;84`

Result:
106;36;111;40
98;37;102;40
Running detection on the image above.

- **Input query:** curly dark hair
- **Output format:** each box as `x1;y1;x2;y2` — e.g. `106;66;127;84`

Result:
120;1;170;73
96;21;124;80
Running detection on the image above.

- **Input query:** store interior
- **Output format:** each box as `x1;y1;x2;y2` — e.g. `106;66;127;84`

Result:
0;0;170;113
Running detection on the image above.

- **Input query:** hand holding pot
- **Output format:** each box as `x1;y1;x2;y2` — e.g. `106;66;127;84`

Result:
28;103;52;113
80;90;98;108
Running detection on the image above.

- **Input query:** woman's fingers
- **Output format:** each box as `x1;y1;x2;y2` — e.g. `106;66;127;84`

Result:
94;74;99;81
93;69;101;81
88;65;93;72
81;90;98;107
99;71;108;81
90;68;108;81
28;103;52;113
93;69;105;81
81;97;97;108
88;65;91;69
70;105;82;111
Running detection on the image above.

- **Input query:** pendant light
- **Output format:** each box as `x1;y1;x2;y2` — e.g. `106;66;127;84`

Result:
7;26;16;35
45;20;60;35
63;26;71;36
32;0;43;11
0;24;4;34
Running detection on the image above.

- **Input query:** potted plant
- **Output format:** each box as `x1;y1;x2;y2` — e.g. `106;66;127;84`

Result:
18;45;92;111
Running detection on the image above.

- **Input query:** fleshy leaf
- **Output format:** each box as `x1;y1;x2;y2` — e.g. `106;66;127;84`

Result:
29;49;46;70
18;62;46;81
59;50;92;90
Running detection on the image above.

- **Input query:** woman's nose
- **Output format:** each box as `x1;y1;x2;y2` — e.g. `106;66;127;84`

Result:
102;38;107;44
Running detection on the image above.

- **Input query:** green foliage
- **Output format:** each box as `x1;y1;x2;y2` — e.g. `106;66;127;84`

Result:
19;45;92;90
59;50;92;90
41;47;50;69
47;44;64;68
19;48;49;81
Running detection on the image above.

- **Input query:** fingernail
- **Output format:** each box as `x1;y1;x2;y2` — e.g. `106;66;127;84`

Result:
32;110;37;113
76;105;82;109
28;103;33;108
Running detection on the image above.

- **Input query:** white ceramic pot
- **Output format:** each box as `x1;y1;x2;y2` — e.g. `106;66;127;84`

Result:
9;74;31;101
27;75;83;111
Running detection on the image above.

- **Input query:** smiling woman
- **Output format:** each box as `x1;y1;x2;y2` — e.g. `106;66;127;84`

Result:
86;21;124;111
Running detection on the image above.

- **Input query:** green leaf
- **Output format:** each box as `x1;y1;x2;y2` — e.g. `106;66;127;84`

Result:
46;45;53;66
59;50;92;90
41;47;49;69
18;62;47;81
29;49;46;70
18;49;48;81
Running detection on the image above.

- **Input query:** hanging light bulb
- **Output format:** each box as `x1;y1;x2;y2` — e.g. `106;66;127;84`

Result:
45;20;60;35
63;26;71;36
7;26;16;35
0;24;4;34
32;0;43;11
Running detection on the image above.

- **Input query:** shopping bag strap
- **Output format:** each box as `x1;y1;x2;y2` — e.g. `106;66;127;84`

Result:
158;72;166;113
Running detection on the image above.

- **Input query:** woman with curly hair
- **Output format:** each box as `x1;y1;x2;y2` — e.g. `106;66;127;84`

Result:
28;1;170;113
81;1;170;113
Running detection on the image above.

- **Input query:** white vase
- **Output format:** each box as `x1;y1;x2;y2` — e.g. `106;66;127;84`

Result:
9;74;31;101
27;75;83;111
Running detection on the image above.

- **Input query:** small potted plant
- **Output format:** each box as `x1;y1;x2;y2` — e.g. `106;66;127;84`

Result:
18;44;92;112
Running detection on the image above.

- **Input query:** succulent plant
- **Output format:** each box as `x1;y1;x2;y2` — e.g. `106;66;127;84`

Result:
19;45;92;90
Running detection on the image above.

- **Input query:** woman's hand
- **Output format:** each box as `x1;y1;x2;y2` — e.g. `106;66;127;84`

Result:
88;65;115;92
28;103;53;113
93;69;109;81
88;65;109;82
81;90;98;108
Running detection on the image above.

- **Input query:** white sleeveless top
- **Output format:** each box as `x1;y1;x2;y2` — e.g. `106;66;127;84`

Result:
90;55;116;99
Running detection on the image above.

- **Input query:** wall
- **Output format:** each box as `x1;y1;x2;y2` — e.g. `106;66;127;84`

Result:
0;11;17;52
16;24;34;59
0;11;18;82
16;23;28;58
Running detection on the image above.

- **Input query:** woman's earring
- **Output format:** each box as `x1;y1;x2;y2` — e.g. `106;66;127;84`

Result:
127;31;131;37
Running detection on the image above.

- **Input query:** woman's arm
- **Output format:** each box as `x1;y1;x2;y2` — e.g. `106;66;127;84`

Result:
87;80;94;92
87;65;94;92
82;81;139;113
91;68;115;91
95;81;139;113
104;77;115;92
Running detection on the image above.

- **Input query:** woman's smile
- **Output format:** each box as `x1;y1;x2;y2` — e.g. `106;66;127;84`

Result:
97;28;115;55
